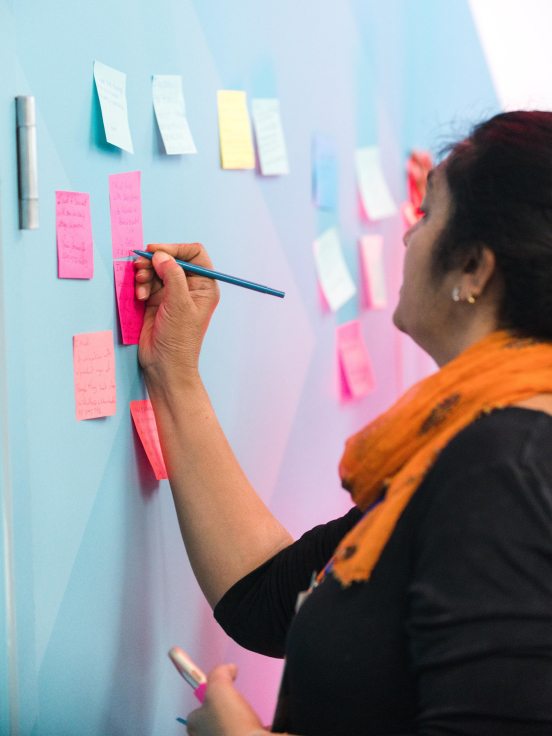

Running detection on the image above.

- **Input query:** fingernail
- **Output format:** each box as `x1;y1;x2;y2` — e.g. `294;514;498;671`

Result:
154;251;170;264
137;286;147;300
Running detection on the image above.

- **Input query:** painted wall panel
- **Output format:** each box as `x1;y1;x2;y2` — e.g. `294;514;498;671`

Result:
0;1;504;734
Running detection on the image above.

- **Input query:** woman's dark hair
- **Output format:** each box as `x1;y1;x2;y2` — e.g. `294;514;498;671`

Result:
435;110;552;339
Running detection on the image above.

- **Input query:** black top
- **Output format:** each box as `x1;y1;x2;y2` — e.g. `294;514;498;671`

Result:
214;409;552;735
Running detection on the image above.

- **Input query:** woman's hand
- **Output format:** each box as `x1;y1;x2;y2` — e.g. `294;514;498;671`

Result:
186;664;266;736
134;243;220;387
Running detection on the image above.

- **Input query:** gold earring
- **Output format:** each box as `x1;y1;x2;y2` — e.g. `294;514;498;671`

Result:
452;287;460;302
467;291;476;304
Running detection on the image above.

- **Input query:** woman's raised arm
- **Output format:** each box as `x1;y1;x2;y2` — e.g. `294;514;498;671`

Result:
135;243;293;608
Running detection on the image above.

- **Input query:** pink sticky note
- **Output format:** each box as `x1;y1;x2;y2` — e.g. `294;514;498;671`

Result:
56;191;94;279
130;400;168;480
400;201;419;228
336;320;376;399
73;331;116;420
359;235;387;310
114;261;145;345
108;171;143;258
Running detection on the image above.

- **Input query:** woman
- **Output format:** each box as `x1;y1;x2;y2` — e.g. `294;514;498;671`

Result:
134;111;552;736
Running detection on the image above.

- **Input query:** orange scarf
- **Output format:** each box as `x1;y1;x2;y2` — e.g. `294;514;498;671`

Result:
328;330;552;588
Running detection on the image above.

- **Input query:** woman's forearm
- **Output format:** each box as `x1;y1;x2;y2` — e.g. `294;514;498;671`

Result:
147;374;294;608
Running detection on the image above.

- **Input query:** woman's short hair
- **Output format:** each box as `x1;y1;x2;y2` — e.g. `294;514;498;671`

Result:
435;111;552;339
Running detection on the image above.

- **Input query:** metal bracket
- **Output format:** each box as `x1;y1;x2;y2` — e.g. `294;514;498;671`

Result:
16;96;38;230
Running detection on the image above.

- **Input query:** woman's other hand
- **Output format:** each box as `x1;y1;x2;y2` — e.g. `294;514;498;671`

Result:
186;664;266;736
134;243;220;386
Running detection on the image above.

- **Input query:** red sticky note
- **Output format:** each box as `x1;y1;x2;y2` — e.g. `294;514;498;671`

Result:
359;235;387;309
108;171;143;258
56;191;94;279
73;331;116;420
336;319;376;399
114;261;145;345
130;400;168;480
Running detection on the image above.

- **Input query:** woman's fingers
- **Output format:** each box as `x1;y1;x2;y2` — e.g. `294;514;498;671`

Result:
134;258;160;301
135;268;154;283
135;242;216;302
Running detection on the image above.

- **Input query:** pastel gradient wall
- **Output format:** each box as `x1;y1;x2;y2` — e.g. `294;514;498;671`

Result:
0;0;528;733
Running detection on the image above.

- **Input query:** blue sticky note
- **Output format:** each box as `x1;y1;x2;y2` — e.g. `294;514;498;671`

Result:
313;133;338;211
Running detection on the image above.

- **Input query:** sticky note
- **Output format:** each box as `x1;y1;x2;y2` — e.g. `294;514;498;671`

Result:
93;61;133;153
313;228;356;312
401;201;418;228
355;146;397;221
312;133;338;211
114;261;145;345
55;191;94;279
73;331;116;421
152;75;197;155
336;320;376;399
217;90;255;169
130;400;168;480
251;99;289;175
359;235;387;309
109;171;143;258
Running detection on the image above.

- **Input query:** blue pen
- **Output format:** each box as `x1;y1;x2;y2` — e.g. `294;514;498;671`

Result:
133;250;285;299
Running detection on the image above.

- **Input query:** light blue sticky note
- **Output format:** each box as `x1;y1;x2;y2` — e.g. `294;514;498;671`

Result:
312;133;338;211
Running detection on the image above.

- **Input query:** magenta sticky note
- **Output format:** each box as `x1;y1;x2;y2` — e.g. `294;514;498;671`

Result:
130;400;168;480
336;319;376;399
73;331;116;420
113;261;145;345
108;171;143;258
56;191;94;278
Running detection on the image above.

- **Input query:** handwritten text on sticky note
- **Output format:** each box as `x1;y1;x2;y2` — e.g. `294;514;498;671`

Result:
152;75;197;155
114;261;145;345
359;235;387;309
93;61;133;154
109;171;143;259
73;331;116;421
313;133;338;211
313;228;356;312
130;400;168;480
251;99;289;176
355;147;397;221
336;319;376;399
56;191;94;279
217;90;255;169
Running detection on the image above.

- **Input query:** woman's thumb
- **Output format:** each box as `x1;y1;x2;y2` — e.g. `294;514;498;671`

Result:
152;250;189;304
207;664;238;685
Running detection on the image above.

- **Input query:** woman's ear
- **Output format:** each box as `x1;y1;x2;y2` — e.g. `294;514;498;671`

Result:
461;246;497;298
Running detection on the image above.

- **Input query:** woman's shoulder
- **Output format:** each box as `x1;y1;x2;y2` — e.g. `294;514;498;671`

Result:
406;406;552;537
431;405;552;481
405;406;552;551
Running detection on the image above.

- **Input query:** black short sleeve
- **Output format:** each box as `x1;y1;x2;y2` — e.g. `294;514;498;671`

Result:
213;505;362;658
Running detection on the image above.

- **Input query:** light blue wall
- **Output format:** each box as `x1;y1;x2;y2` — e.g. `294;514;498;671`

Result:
0;1;499;734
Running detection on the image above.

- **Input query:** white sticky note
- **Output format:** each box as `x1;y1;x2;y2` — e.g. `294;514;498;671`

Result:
251;99;289;175
313;228;356;312
355;146;397;221
359;235;387;309
93;61;133;153
152;75;197;155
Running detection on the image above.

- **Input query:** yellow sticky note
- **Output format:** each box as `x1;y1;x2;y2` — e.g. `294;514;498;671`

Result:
217;90;255;169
